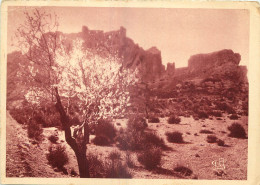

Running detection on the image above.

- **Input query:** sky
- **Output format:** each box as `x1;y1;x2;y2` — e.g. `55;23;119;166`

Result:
8;6;249;67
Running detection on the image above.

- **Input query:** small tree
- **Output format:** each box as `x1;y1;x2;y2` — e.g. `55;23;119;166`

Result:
16;8;138;178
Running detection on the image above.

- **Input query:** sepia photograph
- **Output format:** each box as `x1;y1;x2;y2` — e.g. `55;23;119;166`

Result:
1;1;260;184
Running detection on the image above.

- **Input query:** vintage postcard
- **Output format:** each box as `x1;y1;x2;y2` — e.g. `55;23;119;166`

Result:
1;1;260;185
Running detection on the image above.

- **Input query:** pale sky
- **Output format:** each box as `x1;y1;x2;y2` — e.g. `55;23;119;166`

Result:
8;7;249;67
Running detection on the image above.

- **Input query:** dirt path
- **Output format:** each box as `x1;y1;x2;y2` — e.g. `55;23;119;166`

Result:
6;112;70;178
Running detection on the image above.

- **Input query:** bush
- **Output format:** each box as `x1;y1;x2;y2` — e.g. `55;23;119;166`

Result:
197;111;209;119
217;139;225;146
87;152;131;178
116;130;166;151
48;134;59;144
33;114;46;125
143;132;166;149
92;135;111;146
46;145;69;169
174;165;193;176
127;115;148;132
108;150;121;161
106;161;132;178
206;135;218;143
106;150;132;178
216;102;235;114
88;153;106;178
148;117;160;123
211;110;222;117
168;115;181;124
27;119;43;141
95;119;116;140
166;131;184;143
199;129;214;134
44;112;62;128
229;114;239;120
126;152;135;168
116;115;148;151
138;147;162;170
9;108;31;124
116;129;144;151
228;123;247;138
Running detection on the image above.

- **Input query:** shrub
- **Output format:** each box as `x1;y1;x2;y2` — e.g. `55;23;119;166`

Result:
116;115;148;151
9;108;31;124
48;134;59;144
206;135;218;143
126;152;135;168
33;114;46;125
44;112;62;127
93;135;111;146
174;165;193;176
143;132;166;149
95;119;116;140
166;131;184;143
127;115;148;132
197;111;209;119
138;147;162;170
87;152;132;178
116;129;144;151
216;102;235;114
27;119;43;141
228;123;247;138
106;150;132;178
217;139;225;146
229;114;239;120
116;130;166;151
105;160;132;178
168;115;181;124
108;150;121;161
148;117;160;123
46;145;69;169
88;153;106;178
199;129;214;134
211;110;222;117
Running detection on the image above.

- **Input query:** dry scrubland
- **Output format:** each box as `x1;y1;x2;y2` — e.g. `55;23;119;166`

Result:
6;110;247;179
6;15;248;179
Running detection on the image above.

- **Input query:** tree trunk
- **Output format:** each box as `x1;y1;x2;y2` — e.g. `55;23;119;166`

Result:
75;149;89;178
54;87;90;178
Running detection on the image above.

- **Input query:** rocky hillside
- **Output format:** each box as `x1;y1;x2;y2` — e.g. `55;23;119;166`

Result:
7;27;248;116
154;49;248;94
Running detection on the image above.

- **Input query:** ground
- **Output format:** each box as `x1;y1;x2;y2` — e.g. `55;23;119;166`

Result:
6;112;248;179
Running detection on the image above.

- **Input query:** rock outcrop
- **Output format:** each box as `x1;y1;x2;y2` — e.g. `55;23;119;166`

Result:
78;26;165;82
166;63;175;77
188;49;241;74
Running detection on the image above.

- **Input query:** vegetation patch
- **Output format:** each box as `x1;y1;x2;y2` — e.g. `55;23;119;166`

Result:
138;147;162;170
48;134;59;144
206;135;218;143
148;117;160;123
229;114;239;120
168;115;181;124
228;122;247;138
174;165;193;176
199;129;214;134
95;119;116;141
166;131;184;143
27;119;43;141
46;145;69;170
93;135;111;146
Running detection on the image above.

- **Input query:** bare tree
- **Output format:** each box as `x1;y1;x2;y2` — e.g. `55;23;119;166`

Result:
16;8;137;178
